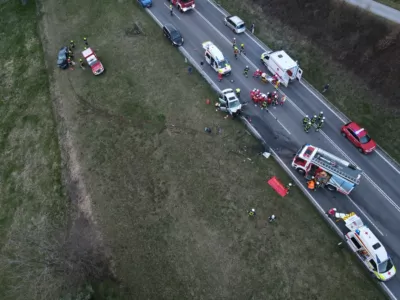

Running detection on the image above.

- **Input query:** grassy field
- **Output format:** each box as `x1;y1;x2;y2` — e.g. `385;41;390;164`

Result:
376;0;400;10
0;1;70;299
215;0;400;162
0;0;387;299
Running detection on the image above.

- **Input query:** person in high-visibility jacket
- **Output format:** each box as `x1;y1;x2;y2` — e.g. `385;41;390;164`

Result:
311;115;317;124
279;94;287;106
307;179;315;190
303;115;309;125
304;121;312;133
235;88;241;97
316;120;324;132
218;70;223;82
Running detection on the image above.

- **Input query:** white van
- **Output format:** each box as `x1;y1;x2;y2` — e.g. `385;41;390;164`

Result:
224;16;246;34
202;41;231;75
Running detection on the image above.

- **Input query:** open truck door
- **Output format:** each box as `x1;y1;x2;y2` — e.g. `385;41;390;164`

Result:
297;68;303;81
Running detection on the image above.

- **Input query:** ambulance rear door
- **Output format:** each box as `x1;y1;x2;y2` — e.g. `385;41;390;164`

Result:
296;68;303;81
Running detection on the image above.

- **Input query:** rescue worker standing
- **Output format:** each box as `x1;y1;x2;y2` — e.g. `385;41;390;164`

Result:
248;208;256;217
170;4;173;16
307;178;316;191
240;43;245;55
218;70;223;82
232;37;236;48
304;121;312;133
311;114;317;124
243;66;249;77
318;111;324;122
70;40;75;49
235;88;241;98
316;120;324;132
83;37;88;46
303;115;309;125
79;58;85;69
234;47;239;60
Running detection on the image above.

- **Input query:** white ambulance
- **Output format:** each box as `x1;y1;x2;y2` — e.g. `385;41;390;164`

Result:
339;212;396;281
202;41;231;76
260;50;302;87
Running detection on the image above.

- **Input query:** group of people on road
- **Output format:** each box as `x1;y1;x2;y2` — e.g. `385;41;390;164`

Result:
302;111;325;133
232;38;246;59
250;89;286;108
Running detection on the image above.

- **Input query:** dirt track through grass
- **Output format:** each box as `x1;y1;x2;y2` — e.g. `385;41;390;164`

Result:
0;0;387;299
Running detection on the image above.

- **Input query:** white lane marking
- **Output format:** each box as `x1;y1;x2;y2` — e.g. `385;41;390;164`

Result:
150;6;395;297
346;195;384;236
195;6;400;212
268;110;291;135
163;3;181;20
320;130;400;213
206;0;400;176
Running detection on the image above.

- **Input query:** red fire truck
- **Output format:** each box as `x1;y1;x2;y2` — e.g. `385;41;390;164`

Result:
291;144;362;194
170;0;195;12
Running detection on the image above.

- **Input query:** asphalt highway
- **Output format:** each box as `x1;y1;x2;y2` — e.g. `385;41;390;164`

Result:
146;1;400;297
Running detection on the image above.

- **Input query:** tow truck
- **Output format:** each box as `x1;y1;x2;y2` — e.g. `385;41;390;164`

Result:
336;212;396;281
169;0;195;12
291;144;362;194
81;47;104;76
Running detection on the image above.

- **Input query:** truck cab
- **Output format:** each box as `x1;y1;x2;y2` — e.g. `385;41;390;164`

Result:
170;0;195;12
202;41;231;75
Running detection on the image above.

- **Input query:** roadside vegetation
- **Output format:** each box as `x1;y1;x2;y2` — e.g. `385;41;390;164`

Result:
375;0;400;11
0;0;386;299
216;0;400;162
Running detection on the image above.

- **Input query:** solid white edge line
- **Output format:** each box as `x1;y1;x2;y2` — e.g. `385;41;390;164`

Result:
196;4;400;213
146;6;397;299
206;0;400;176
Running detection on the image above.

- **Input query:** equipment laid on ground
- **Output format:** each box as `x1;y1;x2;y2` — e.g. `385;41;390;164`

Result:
170;0;195;12
202;41;231;76
260;50;303;87
291;144;362;194
337;212;396;281
81;47;104;76
216;88;242;117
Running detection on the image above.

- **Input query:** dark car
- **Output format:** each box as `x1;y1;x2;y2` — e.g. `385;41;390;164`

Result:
163;24;184;47
57;46;68;69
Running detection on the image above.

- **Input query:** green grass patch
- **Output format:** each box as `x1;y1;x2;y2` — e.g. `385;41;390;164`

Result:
375;0;400;11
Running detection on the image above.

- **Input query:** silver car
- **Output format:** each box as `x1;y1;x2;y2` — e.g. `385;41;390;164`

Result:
224;15;246;34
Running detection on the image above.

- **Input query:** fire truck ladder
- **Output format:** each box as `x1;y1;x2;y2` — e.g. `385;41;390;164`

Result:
311;155;359;184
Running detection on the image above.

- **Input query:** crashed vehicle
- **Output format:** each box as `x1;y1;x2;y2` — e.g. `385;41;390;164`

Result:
82;47;104;75
57;46;68;69
216;88;242;117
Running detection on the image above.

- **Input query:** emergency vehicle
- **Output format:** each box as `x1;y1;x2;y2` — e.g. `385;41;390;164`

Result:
81;47;104;76
260;50;302;87
291;144;362;194
170;0;195;12
202;41;231;76
338;212;396;281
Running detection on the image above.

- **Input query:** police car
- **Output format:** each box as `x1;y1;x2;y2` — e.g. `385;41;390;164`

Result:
217;88;242;116
341;122;376;154
202;41;231;75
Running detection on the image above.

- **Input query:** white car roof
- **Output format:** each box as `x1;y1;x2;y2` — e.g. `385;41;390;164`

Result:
228;16;244;25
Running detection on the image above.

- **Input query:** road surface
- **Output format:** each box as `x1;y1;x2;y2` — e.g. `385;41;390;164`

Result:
345;0;400;24
146;1;400;298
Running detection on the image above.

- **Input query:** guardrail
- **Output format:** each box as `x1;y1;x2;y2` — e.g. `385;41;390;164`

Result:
145;7;396;300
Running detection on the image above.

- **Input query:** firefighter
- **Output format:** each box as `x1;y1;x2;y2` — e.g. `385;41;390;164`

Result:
274;80;280;89
304;121;312;133
83;37;88;46
243;66;249;77
307;179;316;191
248;208;256;217
286;182;293;194
261;72;267;83
268;215;276;222
70;40;75;49
79;58;84;69
235;88;241;98
318;111;324;122
261;99;268;110
234;47;239;59
253;69;262;78
303;115;309;125
311;114;317;124
232;37;236;48
218;70;223;82
170;4;173;16
240;43;245;55
279;94;286;106
316;120;324;132
67;48;74;59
